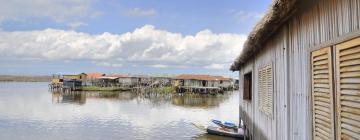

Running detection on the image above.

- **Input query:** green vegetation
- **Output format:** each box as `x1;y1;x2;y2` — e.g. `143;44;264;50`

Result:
153;86;176;94
80;86;130;91
0;75;51;82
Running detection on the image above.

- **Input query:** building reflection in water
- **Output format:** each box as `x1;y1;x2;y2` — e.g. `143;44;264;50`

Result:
171;93;230;108
52;91;139;105
52;91;86;105
51;91;232;108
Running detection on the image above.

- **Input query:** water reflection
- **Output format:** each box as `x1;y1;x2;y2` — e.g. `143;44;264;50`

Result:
0;83;239;140
52;91;86;105
51;91;231;109
172;94;229;108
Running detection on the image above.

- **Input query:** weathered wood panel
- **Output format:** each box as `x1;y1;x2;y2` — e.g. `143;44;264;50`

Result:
287;0;360;139
335;37;360;140
238;0;360;139
239;59;255;138
258;64;273;117
311;47;335;140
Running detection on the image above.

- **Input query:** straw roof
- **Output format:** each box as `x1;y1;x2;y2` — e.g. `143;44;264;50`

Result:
230;0;300;71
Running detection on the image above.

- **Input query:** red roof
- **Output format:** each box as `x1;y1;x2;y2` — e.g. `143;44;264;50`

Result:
175;74;230;81
86;73;105;78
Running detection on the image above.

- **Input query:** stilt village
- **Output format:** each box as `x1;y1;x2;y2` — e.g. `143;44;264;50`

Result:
49;73;239;94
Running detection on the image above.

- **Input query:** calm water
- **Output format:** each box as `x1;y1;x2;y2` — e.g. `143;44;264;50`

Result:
0;82;239;140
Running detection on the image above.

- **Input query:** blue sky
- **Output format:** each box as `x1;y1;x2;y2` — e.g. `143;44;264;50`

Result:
0;0;271;77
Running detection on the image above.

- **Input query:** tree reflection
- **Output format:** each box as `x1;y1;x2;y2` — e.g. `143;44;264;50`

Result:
51;91;232;108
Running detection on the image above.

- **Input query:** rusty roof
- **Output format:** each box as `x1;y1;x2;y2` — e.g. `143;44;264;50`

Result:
86;73;105;78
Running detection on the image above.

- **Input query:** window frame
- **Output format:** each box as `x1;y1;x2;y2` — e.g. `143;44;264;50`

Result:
243;71;252;101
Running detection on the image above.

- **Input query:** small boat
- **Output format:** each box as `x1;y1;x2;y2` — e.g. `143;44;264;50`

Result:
191;120;244;138
206;126;244;138
211;119;238;130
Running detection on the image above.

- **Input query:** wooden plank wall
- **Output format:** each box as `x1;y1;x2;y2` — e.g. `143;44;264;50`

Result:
239;28;289;140
239;59;254;137
288;0;359;139
238;0;360;139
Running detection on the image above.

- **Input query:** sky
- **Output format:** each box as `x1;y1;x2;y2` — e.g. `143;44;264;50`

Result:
0;0;272;77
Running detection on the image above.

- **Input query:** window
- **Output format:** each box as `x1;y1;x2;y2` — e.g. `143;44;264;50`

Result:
258;64;273;118
311;47;335;139
311;38;360;140
311;37;360;140
243;72;252;100
334;37;360;139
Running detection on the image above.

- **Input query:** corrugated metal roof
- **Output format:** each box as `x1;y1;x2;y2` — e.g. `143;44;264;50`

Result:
98;76;119;80
86;73;105;78
175;74;230;81
106;74;130;78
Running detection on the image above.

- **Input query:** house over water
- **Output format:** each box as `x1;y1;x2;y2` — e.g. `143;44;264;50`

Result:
84;73;105;85
174;74;232;94
231;0;360;139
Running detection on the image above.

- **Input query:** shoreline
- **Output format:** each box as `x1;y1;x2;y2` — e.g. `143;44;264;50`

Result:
0;75;51;82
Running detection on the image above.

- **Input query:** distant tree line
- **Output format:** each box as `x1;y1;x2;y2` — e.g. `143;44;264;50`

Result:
0;75;51;82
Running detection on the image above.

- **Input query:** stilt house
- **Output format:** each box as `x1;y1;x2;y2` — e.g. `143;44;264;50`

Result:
230;0;360;139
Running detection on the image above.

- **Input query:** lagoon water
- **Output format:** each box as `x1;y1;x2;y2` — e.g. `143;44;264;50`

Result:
0;82;239;140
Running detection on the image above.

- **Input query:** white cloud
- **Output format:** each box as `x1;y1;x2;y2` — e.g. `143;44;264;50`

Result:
92;61;122;67
204;63;227;70
230;10;264;22
125;8;157;17
67;21;88;30
0;25;247;70
0;0;101;23
151;64;168;69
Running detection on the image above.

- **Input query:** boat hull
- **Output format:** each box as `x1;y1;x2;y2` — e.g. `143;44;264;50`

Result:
206;126;243;139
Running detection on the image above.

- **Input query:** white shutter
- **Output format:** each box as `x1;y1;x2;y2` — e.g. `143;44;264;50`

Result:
335;37;360;140
311;47;335;140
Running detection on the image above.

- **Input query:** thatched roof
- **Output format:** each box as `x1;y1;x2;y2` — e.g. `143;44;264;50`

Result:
230;0;300;71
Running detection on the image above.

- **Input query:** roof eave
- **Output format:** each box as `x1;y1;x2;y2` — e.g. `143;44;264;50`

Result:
230;0;300;71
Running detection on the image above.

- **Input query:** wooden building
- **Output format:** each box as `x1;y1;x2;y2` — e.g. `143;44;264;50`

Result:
117;75;138;87
113;74;162;87
230;0;360;139
62;79;82;90
50;74;85;90
131;75;152;86
85;73;105;86
174;74;232;89
95;76;119;87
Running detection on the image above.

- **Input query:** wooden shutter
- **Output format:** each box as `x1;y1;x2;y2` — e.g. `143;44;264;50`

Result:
259;68;264;112
258;64;273;117
311;47;335;140
335;37;360;140
266;65;273;117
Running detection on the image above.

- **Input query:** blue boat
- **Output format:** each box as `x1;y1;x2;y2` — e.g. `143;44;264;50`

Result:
206;126;244;139
211;119;238;130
